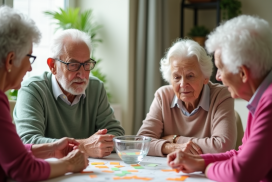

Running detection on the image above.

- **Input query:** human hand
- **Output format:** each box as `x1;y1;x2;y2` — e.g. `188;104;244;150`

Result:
52;137;80;159
82;129;115;158
167;150;205;173
162;141;203;155
161;135;176;143
61;149;88;173
175;141;203;155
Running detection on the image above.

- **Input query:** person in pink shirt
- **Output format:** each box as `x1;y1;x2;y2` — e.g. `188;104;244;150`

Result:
0;6;88;182
167;15;272;182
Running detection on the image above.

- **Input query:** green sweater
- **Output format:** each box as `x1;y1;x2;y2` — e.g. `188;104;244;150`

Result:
14;72;125;144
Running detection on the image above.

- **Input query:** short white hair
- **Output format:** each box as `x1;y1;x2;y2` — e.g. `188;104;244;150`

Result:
50;29;92;59
160;39;213;83
206;15;272;78
0;6;41;67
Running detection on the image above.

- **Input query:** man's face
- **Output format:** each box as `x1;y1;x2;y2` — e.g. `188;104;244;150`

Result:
55;40;91;95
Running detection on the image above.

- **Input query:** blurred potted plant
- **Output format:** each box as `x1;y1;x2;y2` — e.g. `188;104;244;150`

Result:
6;89;18;101
188;25;210;47
220;0;242;20
44;8;111;100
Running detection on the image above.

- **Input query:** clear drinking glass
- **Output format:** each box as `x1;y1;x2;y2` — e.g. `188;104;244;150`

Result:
113;135;151;164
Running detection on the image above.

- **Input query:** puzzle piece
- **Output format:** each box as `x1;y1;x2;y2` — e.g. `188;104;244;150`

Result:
95;165;108;168
110;162;120;165
91;162;104;165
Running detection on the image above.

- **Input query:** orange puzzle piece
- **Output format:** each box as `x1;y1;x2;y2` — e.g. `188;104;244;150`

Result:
102;170;114;173
110;162;120;165
95;165;109;168
89;175;97;178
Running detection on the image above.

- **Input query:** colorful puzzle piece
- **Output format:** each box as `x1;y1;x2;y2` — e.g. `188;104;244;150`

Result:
89;175;97;178
91;162;104;165
95;165;108;168
121;171;131;174
115;165;125;168
166;176;189;181
102;170;114;173
126;152;136;155
111;167;121;171
110;162;120;165
127;170;138;172
133;166;144;169
112;176;153;181
147;164;158;167
161;169;176;172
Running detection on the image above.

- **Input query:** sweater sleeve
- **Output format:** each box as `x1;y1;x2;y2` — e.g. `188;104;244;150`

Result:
137;93;169;157
95;83;125;136
205;95;272;182
177;88;237;153
0;92;50;182
13;84;57;144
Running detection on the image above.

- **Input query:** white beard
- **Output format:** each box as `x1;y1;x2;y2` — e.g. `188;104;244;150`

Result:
57;75;89;95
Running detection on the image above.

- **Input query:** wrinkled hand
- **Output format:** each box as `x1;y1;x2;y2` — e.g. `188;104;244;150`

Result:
167;150;205;173
61;149;88;173
82;129;115;158
175;141;203;155
161;135;176;143
52;137;80;158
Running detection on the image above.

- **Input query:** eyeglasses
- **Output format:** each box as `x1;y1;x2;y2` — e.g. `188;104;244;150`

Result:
55;58;96;72
26;54;36;64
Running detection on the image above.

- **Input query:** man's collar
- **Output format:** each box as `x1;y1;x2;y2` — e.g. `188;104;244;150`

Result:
170;84;210;112
247;69;272;116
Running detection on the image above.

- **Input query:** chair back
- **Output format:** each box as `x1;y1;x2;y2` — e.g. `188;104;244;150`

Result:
235;111;244;150
9;100;16;121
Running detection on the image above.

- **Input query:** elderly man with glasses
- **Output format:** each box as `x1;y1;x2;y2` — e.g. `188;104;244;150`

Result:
13;29;125;158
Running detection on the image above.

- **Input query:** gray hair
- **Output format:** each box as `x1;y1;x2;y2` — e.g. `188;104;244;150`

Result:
50;29;92;59
160;39;213;83
0;6;41;68
206;15;272;78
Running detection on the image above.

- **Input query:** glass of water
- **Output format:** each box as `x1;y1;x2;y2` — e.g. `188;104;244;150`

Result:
113;135;151;164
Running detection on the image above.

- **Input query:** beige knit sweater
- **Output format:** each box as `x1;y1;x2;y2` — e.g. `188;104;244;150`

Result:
137;82;237;157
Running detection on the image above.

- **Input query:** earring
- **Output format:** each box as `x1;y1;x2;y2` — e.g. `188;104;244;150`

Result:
8;69;11;72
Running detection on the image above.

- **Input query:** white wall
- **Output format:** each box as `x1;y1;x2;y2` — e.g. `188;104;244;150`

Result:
76;0;135;135
234;99;248;131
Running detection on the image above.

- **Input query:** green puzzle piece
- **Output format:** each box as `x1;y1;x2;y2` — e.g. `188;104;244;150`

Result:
133;166;144;169
111;167;120;171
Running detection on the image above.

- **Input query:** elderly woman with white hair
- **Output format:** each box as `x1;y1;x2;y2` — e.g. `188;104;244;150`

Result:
0;6;88;182
167;15;272;182
137;39;237;157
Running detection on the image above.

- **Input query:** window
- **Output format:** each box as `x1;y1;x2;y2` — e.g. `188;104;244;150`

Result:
13;0;65;78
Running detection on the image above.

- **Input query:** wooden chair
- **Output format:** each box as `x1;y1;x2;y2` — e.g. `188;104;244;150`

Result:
8;100;16;122
235;111;244;150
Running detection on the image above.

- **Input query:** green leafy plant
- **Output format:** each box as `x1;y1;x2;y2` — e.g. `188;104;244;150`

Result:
188;25;210;37
6;89;18;101
220;0;242;20
44;8;111;101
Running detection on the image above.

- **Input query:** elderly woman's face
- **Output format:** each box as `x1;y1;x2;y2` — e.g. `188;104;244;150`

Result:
214;50;243;99
8;49;32;90
170;56;208;105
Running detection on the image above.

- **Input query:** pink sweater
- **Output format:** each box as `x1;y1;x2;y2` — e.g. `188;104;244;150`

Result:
0;90;50;182
137;82;237;156
202;83;272;182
